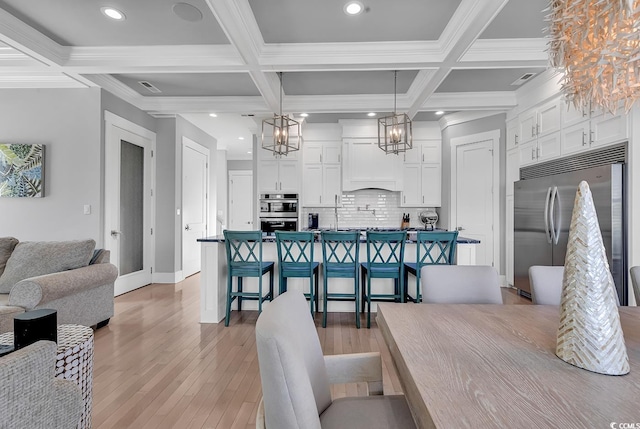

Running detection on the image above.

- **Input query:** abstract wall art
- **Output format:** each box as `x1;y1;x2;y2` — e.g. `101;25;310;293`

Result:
0;143;44;197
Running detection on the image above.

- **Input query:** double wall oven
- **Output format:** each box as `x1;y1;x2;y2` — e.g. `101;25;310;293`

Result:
259;194;298;234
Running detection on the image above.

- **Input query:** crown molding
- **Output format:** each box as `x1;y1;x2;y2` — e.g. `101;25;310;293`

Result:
507;68;563;118
461;38;548;62
438;110;504;130
406;69;439;107
0;8;69;66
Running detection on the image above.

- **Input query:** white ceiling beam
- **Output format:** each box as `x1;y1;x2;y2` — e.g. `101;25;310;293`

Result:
461;38;548;63
63;45;246;73
260;41;444;67
140;96;269;115
424;92;517;110
407;0;511;118
0;71;85;88
205;0;279;112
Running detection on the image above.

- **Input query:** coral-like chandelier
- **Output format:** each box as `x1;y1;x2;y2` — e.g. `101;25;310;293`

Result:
548;0;640;113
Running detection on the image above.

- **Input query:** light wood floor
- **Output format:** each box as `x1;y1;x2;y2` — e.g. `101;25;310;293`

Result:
92;276;531;429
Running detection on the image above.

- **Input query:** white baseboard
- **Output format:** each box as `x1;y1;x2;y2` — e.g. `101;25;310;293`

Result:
153;271;184;284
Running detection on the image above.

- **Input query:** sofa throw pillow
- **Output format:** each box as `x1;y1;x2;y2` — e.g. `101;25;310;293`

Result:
0;239;96;293
0;237;19;278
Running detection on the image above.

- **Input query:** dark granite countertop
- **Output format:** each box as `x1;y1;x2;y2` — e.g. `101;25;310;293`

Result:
198;229;480;244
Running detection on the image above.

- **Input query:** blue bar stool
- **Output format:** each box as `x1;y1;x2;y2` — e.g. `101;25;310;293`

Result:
321;231;360;328
223;230;274;327
275;231;320;315
361;231;407;328
404;231;458;303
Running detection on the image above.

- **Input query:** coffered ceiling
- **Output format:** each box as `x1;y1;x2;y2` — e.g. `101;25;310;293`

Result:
0;0;550;157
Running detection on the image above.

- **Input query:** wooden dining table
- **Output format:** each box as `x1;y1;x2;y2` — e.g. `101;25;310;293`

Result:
376;303;640;429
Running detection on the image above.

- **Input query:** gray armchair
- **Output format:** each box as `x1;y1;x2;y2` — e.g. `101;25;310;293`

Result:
255;289;416;429
0;340;82;429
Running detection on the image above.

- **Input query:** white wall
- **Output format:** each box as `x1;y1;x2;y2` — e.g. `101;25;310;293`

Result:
0;88;103;244
216;150;227;234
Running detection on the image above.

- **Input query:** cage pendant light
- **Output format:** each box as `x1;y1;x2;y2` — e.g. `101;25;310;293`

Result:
378;70;412;155
262;72;301;156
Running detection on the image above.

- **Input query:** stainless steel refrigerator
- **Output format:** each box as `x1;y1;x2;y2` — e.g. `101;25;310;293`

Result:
514;163;626;304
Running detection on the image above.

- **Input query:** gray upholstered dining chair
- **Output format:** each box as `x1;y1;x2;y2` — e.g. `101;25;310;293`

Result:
529;265;564;305
255;289;416;429
630;266;640;306
420;265;502;304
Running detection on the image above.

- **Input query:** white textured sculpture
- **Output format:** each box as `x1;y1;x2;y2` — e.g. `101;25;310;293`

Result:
556;181;629;375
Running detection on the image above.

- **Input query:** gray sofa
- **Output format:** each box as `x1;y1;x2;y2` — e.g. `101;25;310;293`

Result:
0;237;118;334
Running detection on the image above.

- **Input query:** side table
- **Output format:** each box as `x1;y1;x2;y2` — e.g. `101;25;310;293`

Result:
0;324;94;429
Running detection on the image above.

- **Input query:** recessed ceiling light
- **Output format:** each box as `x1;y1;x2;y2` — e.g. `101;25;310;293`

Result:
247;151;252;154
101;7;125;21
209;113;217;118
300;113;309;117
344;1;364;15
367;112;376;117
238;137;245;140
435;111;445;115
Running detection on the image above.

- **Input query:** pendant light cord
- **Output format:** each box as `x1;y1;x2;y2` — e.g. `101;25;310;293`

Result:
394;70;397;114
278;71;283;116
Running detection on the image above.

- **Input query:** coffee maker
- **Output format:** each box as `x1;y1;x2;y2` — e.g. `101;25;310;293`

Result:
308;213;319;229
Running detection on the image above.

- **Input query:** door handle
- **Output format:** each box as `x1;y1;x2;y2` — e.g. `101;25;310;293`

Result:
456;226;465;231
544;187;552;244
110;230;121;237
185;224;191;231
550;186;560;245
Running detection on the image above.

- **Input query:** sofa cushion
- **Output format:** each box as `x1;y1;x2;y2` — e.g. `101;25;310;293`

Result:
0;237;19;278
0;239;95;293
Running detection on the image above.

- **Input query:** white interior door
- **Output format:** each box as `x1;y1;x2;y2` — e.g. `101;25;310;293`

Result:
455;139;494;267
182;138;209;278
229;170;253;231
105;113;155;296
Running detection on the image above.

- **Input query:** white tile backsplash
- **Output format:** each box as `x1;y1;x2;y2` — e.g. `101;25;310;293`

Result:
302;189;436;229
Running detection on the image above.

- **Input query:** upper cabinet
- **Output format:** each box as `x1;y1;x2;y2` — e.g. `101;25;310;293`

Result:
258;147;301;193
560;100;629;157
301;141;342;207
518;99;562;167
342;138;403;191
400;140;442;207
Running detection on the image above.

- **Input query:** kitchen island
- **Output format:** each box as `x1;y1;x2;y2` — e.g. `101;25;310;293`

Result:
197;230;480;323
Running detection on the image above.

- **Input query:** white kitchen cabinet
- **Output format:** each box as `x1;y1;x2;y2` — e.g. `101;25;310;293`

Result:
506;119;520;151
561;121;591;156
302;141;342;207
401;164;421;206
506;148;520;196
591;112;628;148
519;132;561;167
400;140;442;207
302;164;323;206
421;164;441;207
560;109;628;156
517;99;562;167
258;156;300;193
343;138;402;191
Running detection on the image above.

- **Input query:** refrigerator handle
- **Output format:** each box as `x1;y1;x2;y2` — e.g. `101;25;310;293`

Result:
550;186;560;245
544;187;552;244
